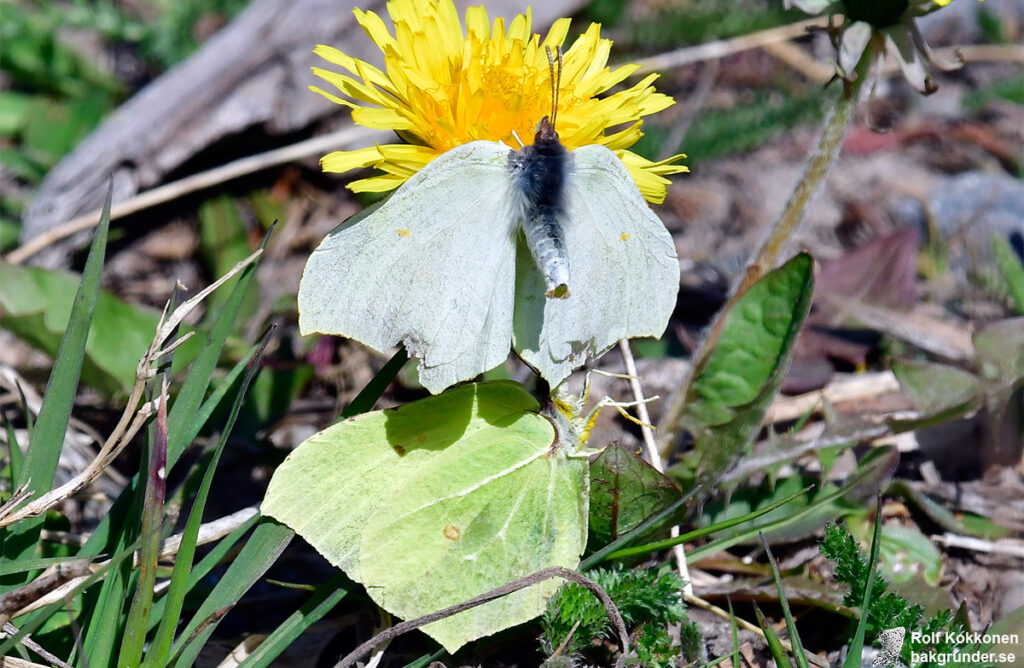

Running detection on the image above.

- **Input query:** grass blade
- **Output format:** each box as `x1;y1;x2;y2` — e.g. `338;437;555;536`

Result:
0;183;112;587
685;453;894;562
727;596;740;668
145;511;260;632
593;485;811;565
73;241;264;654
236;572;349;667
754;603;795;668
3;412;24;493
118;381;170;667
171;346;408;664
82;235;265;661
842;495;884;668
144;329;276;667
170;518;293;667
166;228;271;469
0;533;142;656
76;230;267;562
761;534;808;668
0;556;96;578
338;347;408;420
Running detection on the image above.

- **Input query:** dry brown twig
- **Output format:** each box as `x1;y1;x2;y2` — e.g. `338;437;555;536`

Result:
0;248;264;529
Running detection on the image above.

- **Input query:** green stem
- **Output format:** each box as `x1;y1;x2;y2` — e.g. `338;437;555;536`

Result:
749;57;870;282
656;47;874;458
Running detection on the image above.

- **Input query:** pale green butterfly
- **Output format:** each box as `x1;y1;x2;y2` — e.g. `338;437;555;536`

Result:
260;380;589;652
299;55;678;393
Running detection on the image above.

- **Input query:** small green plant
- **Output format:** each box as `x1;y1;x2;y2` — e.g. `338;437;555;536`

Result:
541;567;702;666
821;522;972;667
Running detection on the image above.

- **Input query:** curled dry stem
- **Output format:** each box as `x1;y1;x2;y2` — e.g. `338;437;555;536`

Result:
0;248;264;529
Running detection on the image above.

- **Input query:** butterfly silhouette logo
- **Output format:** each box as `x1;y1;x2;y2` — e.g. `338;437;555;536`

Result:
873;627;906;666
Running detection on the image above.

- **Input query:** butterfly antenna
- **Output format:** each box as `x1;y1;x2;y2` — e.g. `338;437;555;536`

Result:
545;45;562;129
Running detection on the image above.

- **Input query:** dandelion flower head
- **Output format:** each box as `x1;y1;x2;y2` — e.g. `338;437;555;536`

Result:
311;0;687;203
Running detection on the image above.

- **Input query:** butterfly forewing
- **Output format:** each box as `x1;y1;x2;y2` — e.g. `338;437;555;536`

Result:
298;141;518;393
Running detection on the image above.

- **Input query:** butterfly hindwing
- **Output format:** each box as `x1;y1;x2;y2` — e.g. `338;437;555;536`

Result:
298;141;517;393
513;144;679;385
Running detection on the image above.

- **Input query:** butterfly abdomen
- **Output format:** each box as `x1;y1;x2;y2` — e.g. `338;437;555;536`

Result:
510;118;571;299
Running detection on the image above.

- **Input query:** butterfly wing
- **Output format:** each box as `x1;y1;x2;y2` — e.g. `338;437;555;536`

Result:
513;144;679;387
299;141;517;394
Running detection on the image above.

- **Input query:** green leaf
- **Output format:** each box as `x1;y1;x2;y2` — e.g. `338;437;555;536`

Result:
0;217;20;252
992;235;1024;314
0;185;111;588
261;381;589;652
0;262;203;396
845;519;943;587
0;92;31;135
22;93;109;165
681;253;815;483
974;318;1024;386
892;359;980;417
587;442;682;550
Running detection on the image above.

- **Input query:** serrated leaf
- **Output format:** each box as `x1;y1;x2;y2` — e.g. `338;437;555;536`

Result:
261;380;589;652
0;262;202;396
588;443;682;550
892;359;980;417
682;252;815;482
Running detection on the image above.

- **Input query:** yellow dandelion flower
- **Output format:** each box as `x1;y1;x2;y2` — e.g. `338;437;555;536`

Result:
311;0;686;204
